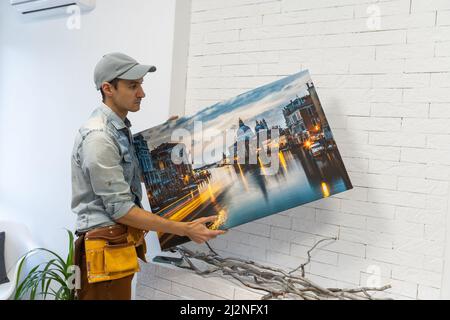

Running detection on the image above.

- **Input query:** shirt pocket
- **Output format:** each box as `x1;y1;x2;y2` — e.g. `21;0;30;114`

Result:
121;151;134;181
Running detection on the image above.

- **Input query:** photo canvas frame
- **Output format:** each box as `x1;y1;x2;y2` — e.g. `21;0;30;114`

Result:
133;70;352;250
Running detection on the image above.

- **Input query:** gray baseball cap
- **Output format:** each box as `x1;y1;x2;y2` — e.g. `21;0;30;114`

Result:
94;52;156;90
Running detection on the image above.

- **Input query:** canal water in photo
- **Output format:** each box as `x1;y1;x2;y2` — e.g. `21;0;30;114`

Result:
158;147;351;249
205;148;351;230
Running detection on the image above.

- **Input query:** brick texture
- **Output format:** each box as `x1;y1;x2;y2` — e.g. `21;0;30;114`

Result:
138;0;450;300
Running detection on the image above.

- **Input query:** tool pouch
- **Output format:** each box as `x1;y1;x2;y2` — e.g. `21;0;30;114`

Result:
84;225;140;284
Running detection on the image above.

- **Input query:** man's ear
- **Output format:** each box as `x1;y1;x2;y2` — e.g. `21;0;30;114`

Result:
101;82;114;98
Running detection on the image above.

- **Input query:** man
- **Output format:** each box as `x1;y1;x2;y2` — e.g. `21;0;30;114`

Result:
71;52;225;300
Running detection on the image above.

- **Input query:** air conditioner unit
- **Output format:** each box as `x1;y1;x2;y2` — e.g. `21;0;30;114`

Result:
10;0;95;16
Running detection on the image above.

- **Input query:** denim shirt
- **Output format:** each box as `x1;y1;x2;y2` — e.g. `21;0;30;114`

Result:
71;104;142;232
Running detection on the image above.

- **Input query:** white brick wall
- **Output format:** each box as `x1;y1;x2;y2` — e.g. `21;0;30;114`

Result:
136;261;265;300
138;0;450;300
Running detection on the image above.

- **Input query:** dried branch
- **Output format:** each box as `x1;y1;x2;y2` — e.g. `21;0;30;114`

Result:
205;241;219;256
174;238;392;300
288;236;337;277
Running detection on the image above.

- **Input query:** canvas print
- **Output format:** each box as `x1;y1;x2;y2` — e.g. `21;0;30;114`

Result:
133;70;352;250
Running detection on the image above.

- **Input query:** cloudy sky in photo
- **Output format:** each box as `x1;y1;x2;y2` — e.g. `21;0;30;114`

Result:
136;70;314;167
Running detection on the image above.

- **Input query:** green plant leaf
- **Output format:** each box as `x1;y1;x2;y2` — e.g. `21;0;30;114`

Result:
42;259;68;279
44;277;53;300
41;259;59;296
30;280;38;300
15;264;41;300
65;229;74;268
14;230;76;300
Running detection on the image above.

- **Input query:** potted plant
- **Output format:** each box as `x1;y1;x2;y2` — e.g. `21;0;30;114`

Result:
14;230;76;300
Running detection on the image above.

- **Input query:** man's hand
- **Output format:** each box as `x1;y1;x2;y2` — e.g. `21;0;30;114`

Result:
183;215;227;244
116;204;227;244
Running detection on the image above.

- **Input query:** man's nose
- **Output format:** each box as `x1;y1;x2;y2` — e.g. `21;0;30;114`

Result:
137;86;146;98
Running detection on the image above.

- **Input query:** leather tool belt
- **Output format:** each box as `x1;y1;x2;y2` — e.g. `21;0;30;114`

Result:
84;224;147;284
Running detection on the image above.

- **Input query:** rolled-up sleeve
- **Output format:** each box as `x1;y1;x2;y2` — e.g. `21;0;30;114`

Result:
80;130;135;220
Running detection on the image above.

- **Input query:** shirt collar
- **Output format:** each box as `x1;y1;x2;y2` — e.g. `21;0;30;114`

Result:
99;103;132;130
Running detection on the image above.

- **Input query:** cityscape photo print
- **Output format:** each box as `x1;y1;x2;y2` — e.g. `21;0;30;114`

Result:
133;70;353;250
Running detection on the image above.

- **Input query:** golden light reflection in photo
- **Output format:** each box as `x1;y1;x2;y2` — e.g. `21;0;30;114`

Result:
321;181;330;197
